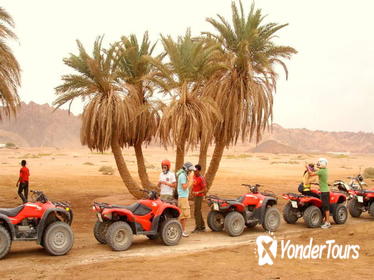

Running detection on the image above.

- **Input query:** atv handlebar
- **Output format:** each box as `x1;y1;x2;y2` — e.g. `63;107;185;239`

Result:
30;190;49;203
241;183;261;193
140;189;159;200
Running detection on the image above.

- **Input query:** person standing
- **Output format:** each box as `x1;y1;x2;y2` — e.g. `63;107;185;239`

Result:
16;160;30;203
177;162;196;237
308;158;330;229
157;159;176;201
192;164;207;233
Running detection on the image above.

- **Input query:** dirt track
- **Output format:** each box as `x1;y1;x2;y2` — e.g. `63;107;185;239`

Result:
0;147;373;279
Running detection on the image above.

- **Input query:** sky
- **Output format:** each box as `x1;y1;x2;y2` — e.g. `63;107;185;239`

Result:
2;0;374;133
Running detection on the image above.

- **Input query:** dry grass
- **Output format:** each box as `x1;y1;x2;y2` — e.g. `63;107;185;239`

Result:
225;154;252;159
271;160;299;165
98;166;114;175
364;167;374;178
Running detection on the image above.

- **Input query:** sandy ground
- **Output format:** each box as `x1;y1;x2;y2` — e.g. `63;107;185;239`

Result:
0;147;373;279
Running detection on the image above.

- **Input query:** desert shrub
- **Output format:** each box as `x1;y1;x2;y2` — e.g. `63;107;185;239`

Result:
363;167;374;178
99;166;114;175
83;162;94;166
271;161;299;165
225;154;252;159
5;142;16;148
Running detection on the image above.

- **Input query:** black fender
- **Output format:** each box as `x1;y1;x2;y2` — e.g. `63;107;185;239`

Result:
151;207;180;233
254;197;278;223
0;214;15;240
37;208;72;244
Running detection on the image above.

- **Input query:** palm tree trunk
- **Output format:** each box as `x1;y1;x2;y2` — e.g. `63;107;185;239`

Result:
205;140;226;191
111;134;143;199
198;142;208;175
175;139;186;171
134;142;155;190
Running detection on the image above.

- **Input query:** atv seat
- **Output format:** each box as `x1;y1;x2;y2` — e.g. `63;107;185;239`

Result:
0;205;24;217
111;203;151;216
362;190;374;194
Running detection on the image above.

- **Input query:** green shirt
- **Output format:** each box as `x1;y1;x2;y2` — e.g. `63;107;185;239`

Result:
317;168;329;192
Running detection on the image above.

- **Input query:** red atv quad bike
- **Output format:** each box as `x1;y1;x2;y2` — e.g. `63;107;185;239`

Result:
337;175;374;218
92;189;182;251
282;185;348;228
0;190;74;259
206;184;281;237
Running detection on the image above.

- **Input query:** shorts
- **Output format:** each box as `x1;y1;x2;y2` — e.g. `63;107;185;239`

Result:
178;197;191;219
321;192;330;211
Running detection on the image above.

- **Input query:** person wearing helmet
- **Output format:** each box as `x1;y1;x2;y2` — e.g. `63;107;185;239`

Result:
177;162;196;237
158;159;176;201
307;158;331;229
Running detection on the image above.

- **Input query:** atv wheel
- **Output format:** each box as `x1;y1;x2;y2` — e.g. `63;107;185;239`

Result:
262;207;281;232
246;221;258;228
43;221;74;256
207;211;225;232
333;203;348;224
369;202;374;217
283;202;298;224
0;226;11;259
159;219;182;246
93;221;110;244
348;198;363;218
303;206;323;228
224;211;245;237
146;234;159;240
105;221;133;251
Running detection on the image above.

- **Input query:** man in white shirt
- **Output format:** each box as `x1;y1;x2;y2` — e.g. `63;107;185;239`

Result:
158;159;176;201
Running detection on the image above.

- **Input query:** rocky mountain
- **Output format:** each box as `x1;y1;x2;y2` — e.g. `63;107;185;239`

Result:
0;102;373;153
0;102;81;148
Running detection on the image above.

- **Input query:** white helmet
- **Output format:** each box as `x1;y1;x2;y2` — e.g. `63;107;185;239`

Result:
317;158;328;168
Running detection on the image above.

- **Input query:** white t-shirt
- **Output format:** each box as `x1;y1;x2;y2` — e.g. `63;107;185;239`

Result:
159;171;176;196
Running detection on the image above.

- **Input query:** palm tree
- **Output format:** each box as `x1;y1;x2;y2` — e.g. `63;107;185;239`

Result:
150;30;222;171
54;37;143;198
115;32;159;189
202;1;297;189
0;7;21;120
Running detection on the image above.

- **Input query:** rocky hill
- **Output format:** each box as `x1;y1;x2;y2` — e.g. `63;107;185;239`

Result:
0;102;81;148
0;102;373;153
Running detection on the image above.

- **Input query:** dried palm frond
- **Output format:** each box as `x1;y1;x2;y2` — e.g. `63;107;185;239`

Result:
0;7;20;120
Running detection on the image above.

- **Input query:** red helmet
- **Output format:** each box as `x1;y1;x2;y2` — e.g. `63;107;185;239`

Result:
161;159;171;169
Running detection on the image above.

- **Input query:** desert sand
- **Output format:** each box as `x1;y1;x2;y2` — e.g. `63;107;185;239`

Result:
0;146;373;279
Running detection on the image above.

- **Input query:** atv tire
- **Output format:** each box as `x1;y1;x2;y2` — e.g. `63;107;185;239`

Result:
93;221;110;244
105;221;133;251
283;202;298;224
207;211;225;232
159;219;182;246
369;202;374;217
333;203;348;224
262;207;281;232
43;221;74;256
303;206;323;228
224;211;245;237
0;226;11;259
348;198;363;218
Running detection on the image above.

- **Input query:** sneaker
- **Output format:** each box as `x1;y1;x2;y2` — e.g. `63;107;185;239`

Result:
182;232;190;237
321;222;331;229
